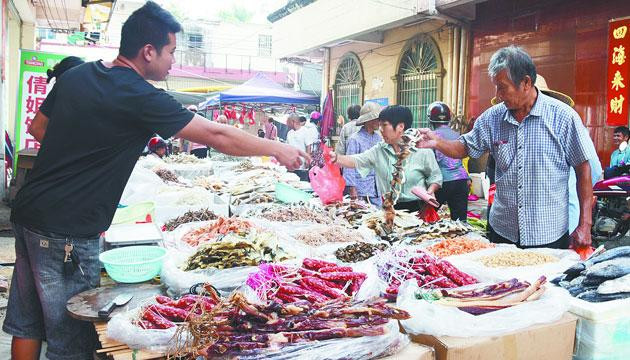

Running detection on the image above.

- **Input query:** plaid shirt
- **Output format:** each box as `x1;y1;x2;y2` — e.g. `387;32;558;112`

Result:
460;90;590;246
343;128;382;200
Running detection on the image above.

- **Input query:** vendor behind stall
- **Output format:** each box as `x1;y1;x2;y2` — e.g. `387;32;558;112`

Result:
332;105;442;212
415;46;593;249
427;101;470;221
343;102;383;207
3;2;307;360
147;136;167;159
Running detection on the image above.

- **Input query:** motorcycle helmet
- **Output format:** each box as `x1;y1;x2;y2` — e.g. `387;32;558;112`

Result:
310;111;322;123
427;101;451;127
148;137;167;153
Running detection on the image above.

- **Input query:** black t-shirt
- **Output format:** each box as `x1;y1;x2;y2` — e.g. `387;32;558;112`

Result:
11;61;194;237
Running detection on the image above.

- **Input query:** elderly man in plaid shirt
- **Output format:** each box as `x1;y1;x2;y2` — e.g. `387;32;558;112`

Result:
417;46;593;249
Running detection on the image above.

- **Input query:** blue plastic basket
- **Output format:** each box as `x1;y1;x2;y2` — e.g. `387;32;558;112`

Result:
275;182;312;203
99;246;166;283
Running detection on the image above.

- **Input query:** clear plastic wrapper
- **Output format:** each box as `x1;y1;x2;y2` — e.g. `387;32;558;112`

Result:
160;249;258;296
396;279;569;337
160;222;304;296
204;320;409;360
107;307;184;353
119;164;163;205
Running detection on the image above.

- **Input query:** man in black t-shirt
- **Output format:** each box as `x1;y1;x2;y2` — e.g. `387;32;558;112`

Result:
3;2;307;360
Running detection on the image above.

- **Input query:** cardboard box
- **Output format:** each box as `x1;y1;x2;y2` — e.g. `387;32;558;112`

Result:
382;343;435;360
408;313;577;360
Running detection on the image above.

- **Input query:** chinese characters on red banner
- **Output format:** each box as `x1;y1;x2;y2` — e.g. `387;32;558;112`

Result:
607;19;630;126
19;72;50;150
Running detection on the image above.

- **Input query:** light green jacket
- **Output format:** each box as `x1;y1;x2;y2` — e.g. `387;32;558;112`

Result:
351;142;443;203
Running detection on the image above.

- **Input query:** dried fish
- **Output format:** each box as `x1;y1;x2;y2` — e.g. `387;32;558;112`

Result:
183;231;292;271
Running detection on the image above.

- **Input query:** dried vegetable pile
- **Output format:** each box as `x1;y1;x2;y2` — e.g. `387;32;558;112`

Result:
553;246;630;302
417;276;548;315
378;249;478;299
335;243;390;263
163;209;218;232
183;231;292;271
181;217;253;247
173;292;410;358
247;259;367;304
478;251;558;267
295;225;365;246
153;168;182;184
427;237;495;258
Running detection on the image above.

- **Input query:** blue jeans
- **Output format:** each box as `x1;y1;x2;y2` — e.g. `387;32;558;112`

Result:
3;223;101;360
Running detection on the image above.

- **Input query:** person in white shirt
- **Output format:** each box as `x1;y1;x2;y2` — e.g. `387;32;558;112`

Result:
286;113;311;181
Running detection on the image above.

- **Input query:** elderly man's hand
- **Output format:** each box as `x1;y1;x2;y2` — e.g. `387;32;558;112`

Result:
570;224;592;248
275;143;310;171
415;128;439;149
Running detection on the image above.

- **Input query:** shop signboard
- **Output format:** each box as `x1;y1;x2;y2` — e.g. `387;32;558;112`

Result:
607;17;630;126
13;50;67;170
365;98;389;107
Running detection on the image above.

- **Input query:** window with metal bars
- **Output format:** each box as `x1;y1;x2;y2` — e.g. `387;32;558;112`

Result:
397;36;442;128
258;35;272;57
333;53;364;126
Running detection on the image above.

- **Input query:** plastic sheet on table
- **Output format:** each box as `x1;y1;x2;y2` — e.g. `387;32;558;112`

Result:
397;279;569;337
447;245;580;283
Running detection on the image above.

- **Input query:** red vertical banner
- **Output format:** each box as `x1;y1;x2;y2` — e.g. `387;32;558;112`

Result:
607;18;630;126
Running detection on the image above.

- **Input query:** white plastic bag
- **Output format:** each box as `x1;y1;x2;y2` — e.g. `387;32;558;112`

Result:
119;164;163;205
397;279;569;337
160;248;259;296
448;246;580;283
205;320;409;360
106;308;183;352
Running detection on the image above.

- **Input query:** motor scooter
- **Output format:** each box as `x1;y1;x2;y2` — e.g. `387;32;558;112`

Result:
592;174;630;242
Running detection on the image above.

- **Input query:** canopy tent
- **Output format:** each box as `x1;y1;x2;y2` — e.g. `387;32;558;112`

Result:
199;73;320;110
166;90;209;107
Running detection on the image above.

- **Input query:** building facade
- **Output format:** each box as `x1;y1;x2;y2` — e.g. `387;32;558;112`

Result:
270;0;477;129
468;0;630;166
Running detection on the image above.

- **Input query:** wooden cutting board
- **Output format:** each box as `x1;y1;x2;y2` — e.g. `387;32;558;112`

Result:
66;283;164;322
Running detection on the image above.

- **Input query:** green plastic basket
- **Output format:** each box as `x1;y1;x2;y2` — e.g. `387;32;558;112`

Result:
111;202;155;225
275;182;313;203
99;246;166;283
